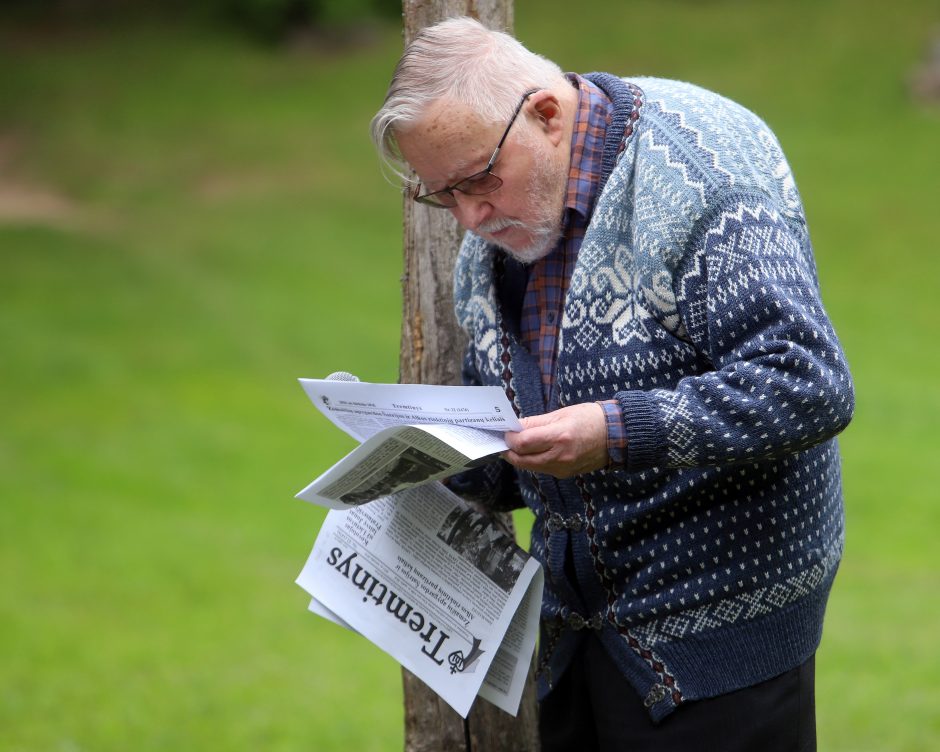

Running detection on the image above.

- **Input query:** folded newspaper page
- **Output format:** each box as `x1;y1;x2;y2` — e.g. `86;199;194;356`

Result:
299;378;523;442
296;379;523;510
294;377;542;717
296;483;543;718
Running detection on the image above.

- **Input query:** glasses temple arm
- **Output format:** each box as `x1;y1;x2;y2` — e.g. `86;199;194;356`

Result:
486;88;541;170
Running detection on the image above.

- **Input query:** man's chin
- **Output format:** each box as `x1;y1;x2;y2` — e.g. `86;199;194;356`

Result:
502;244;551;265
487;230;558;265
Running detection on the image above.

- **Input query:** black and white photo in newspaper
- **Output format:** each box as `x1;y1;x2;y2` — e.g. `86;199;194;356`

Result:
295;422;508;509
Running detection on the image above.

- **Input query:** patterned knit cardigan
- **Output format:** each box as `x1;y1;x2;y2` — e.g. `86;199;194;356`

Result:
453;75;855;720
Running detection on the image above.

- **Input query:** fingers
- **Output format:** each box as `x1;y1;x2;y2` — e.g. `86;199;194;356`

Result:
504;418;556;455
502;403;608;478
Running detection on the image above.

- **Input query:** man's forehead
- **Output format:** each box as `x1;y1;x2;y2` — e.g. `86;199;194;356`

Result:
402;98;498;182
418;96;478;131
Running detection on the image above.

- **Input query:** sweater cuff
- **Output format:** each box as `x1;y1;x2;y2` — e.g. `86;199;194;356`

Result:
598;399;628;468
614;390;669;471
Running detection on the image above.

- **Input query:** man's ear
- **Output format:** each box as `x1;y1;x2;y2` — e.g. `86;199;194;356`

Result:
528;90;566;147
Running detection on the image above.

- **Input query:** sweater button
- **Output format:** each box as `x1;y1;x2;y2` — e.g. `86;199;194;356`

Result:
643;683;667;707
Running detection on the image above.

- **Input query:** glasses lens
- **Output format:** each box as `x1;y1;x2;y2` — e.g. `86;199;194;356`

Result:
455;171;502;196
415;189;457;208
412;168;502;208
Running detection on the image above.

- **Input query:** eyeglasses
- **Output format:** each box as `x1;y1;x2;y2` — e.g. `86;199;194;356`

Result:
412;89;540;209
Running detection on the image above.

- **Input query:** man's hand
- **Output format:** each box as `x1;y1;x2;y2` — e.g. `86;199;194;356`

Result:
502;403;609;478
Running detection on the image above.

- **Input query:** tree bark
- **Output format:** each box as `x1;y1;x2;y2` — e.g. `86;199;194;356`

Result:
398;2;539;751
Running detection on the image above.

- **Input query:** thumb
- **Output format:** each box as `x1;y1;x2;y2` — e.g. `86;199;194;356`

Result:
518;413;553;430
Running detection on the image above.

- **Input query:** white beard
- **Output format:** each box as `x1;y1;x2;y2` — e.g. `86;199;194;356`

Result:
477;140;567;264
477;217;559;264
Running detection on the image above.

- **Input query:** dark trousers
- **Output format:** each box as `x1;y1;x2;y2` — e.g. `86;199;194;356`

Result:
539;636;816;752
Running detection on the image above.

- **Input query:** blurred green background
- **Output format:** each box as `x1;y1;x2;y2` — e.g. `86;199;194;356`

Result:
2;1;938;750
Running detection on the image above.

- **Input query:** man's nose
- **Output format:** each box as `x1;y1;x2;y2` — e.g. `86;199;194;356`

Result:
449;191;493;232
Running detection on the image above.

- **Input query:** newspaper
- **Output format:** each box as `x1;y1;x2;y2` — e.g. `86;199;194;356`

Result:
294;378;542;717
296;484;543;717
295;378;522;510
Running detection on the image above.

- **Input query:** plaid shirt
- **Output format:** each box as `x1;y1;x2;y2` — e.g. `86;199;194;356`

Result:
520;74;627;465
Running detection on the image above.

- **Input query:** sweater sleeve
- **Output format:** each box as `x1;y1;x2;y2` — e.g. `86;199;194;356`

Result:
616;194;854;471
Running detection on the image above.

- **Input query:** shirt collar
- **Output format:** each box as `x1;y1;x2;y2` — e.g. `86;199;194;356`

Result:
564;73;613;221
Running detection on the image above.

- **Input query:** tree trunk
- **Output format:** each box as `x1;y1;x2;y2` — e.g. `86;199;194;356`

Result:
398;2;539;751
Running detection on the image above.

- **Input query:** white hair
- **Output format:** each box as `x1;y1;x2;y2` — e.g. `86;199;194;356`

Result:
370;17;566;179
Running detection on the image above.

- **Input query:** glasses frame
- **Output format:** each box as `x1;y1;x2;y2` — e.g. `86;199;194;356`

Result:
412;88;541;208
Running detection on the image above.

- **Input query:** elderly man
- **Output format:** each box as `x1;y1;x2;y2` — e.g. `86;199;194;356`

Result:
371;17;853;752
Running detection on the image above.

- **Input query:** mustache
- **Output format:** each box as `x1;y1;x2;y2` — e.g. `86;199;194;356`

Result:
477;218;527;234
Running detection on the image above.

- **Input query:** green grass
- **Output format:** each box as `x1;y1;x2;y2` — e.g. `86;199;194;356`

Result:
2;2;939;749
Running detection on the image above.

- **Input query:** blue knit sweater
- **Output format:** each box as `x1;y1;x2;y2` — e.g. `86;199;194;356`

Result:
453;75;854;720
